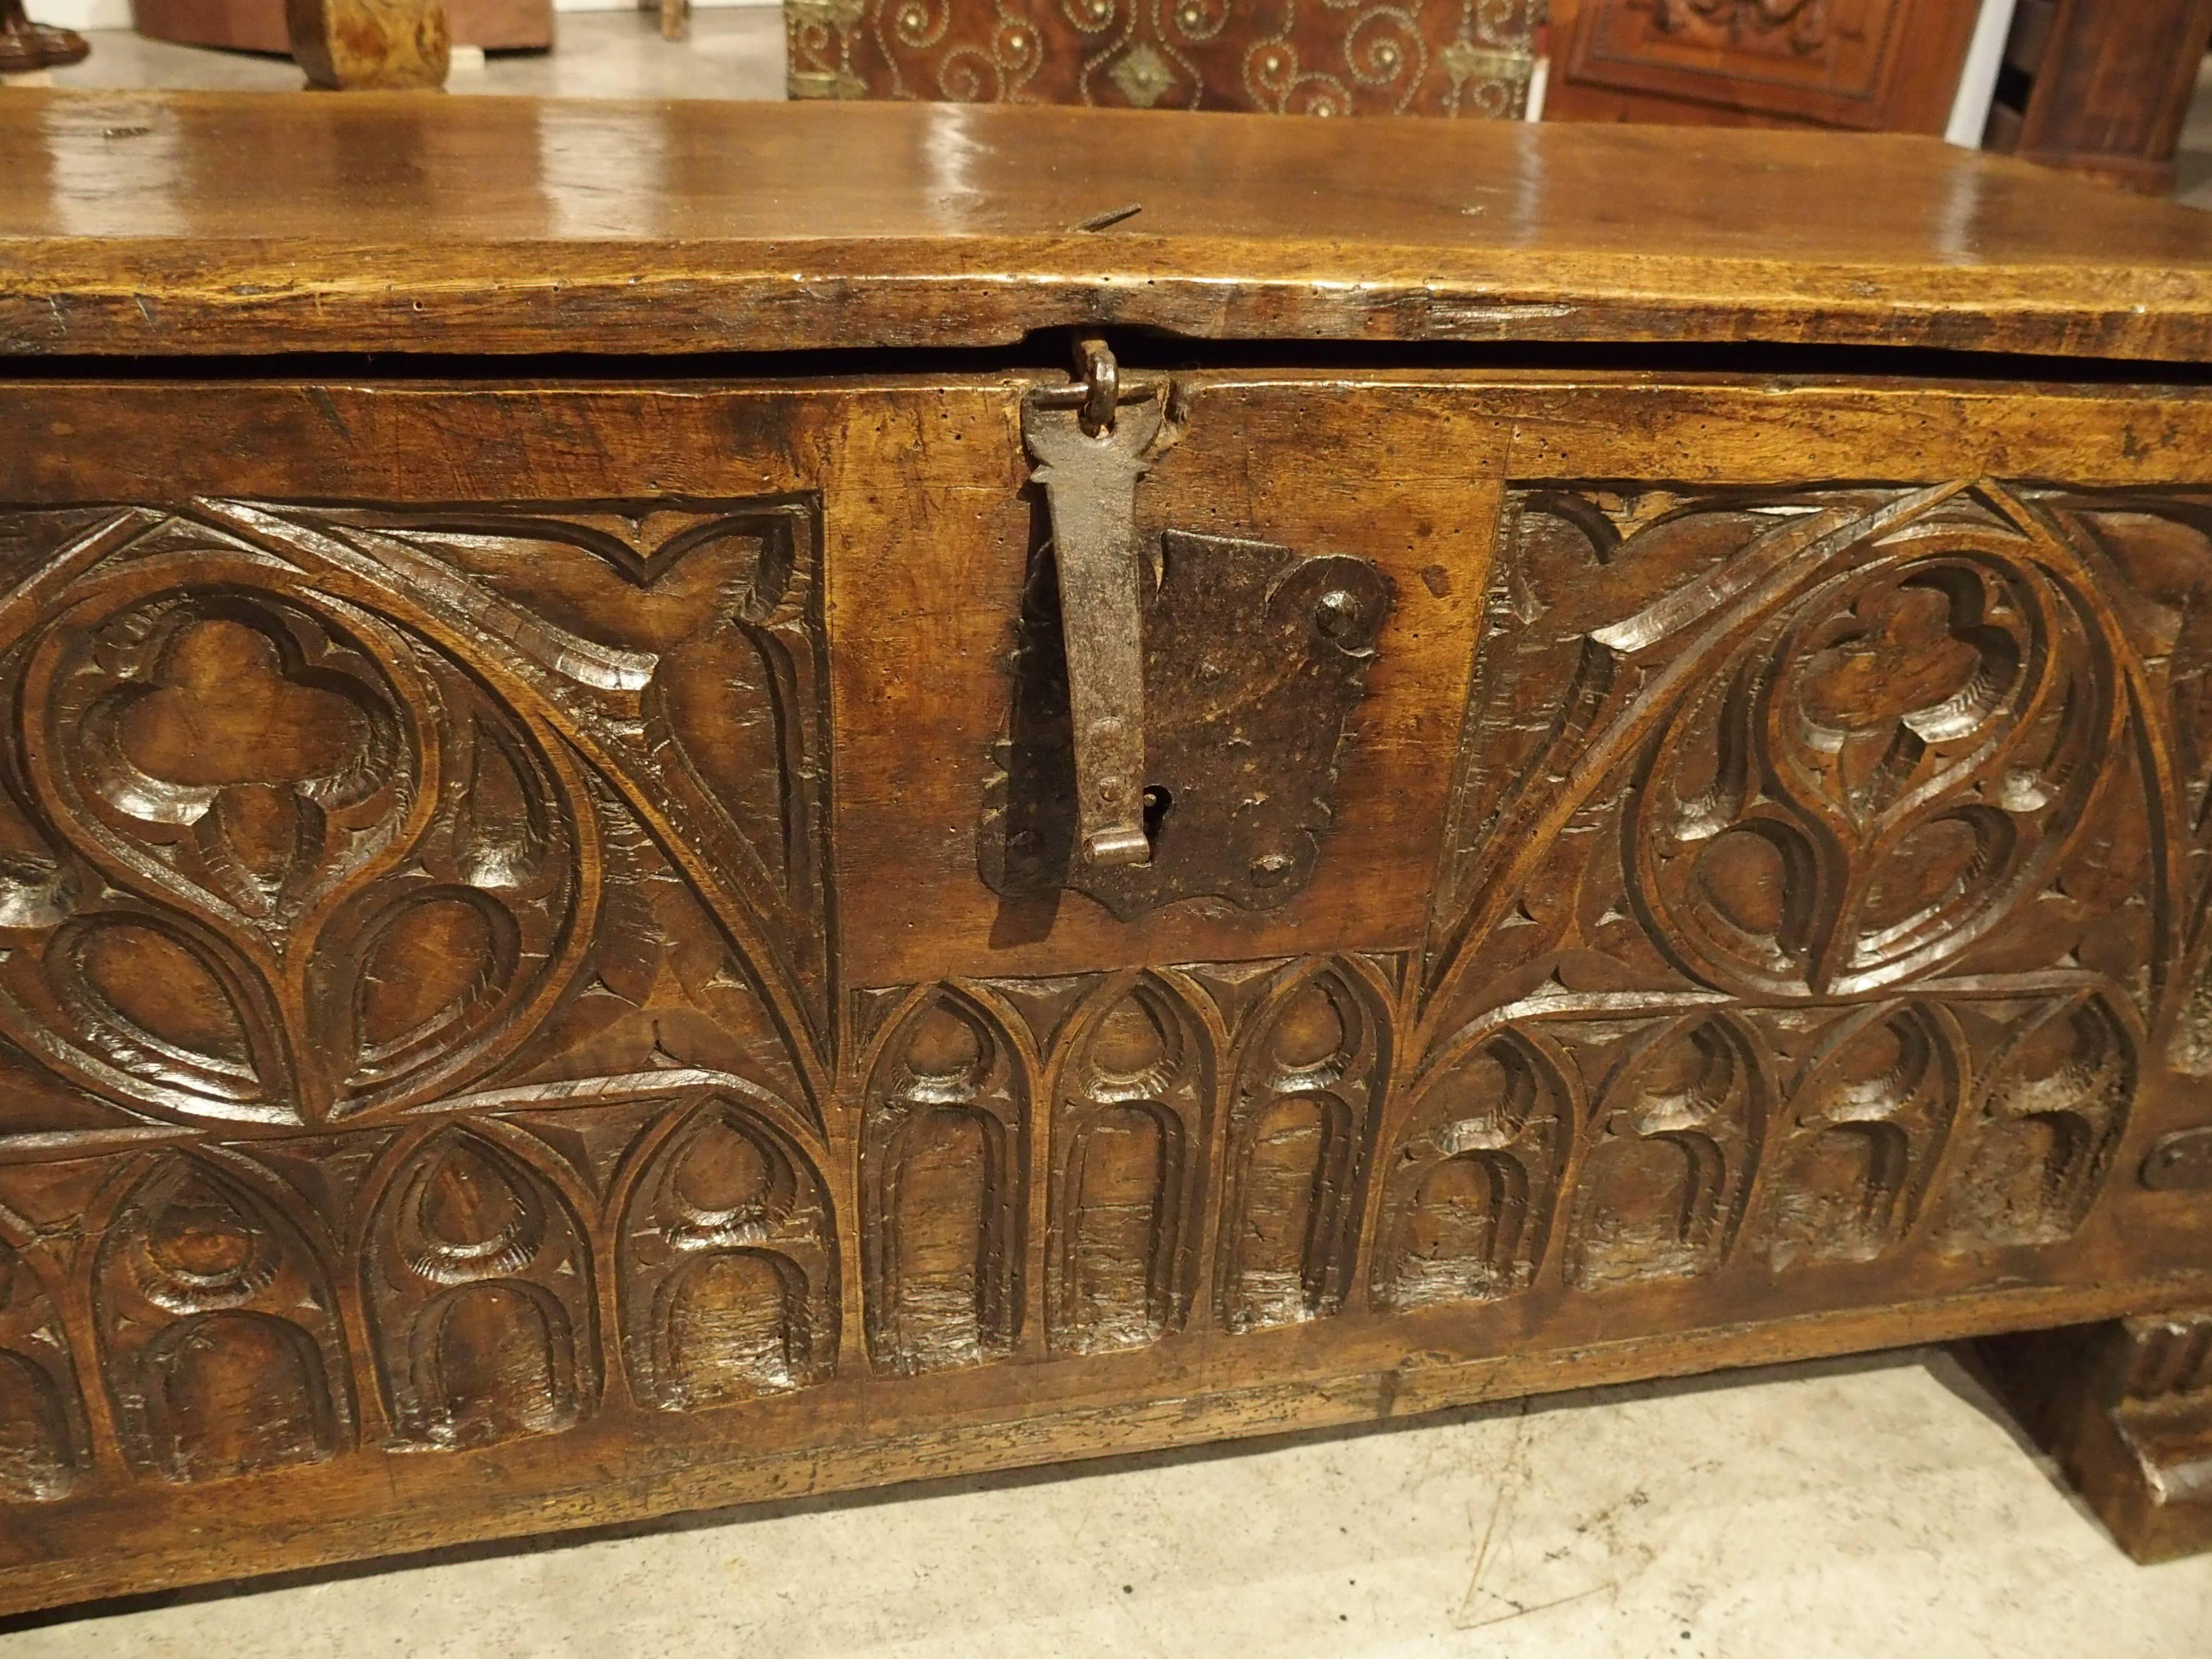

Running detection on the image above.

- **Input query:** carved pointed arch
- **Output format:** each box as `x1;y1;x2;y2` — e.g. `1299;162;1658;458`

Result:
612;1089;840;1408
1044;969;1220;1355
1753;1000;1965;1270
1564;1011;1768;1292
1214;955;1391;1333
360;1121;598;1449
90;1148;353;1480
1933;988;2138;1249
858;981;1033;1375
1372;1021;1577;1312
0;1204;86;1501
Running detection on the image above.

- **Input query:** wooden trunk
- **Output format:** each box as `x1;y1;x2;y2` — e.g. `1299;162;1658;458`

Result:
5;90;2212;1614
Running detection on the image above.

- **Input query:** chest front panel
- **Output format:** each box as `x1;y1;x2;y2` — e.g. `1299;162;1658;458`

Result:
0;371;2208;1609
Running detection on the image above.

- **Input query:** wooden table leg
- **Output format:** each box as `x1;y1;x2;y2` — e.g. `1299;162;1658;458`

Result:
287;0;450;88
0;0;88;73
1978;1311;2212;1564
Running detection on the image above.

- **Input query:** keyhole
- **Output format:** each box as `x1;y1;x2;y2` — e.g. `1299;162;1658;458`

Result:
1142;784;1173;842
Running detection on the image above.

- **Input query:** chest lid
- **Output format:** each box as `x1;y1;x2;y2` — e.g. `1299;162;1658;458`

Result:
6;88;2212;362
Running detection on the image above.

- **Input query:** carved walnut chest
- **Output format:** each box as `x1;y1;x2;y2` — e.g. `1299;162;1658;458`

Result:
4;90;2212;1609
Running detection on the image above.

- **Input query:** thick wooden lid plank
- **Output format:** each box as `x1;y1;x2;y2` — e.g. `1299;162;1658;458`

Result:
4;90;2212;360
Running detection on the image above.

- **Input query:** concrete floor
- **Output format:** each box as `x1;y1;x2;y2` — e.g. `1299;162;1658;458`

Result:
11;25;2212;1656
4;1346;2209;1654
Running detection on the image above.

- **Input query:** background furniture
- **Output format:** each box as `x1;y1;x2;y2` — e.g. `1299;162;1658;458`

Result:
1542;0;1984;131
132;0;550;54
1981;0;2212;193
287;0;449;87
5;91;2212;1614
0;0;87;71
785;0;1545;114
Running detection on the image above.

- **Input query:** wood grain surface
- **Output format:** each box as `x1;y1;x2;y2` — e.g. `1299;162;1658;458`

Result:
8;91;2212;358
0;366;2209;1607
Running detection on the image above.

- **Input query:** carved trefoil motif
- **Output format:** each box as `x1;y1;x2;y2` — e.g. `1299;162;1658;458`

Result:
1420;479;2185;1275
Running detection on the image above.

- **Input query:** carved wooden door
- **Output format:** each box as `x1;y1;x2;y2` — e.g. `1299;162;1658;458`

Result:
5;365;2212;1608
1545;0;1985;130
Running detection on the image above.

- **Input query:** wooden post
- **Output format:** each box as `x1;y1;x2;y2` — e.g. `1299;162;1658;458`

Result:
1979;1312;2212;1563
287;0;451;89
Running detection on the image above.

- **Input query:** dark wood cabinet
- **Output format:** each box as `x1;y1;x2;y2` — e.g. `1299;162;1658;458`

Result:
1983;0;2212;193
1546;0;1983;131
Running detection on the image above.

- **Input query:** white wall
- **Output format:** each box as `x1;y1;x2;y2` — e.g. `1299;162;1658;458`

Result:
1946;0;2020;147
35;0;130;28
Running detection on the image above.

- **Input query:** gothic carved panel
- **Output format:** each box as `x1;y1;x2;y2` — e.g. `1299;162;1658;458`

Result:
364;1126;598;1448
2059;494;2212;1079
92;1151;352;1479
860;986;1030;1374
0;1230;83;1500
7;459;2212;1574
616;1093;839;1406
0;499;831;1154
1564;0;1944;128
1423;481;2179;1264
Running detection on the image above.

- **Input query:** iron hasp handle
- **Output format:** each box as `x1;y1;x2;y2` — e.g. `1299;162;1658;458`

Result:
1021;339;1164;869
